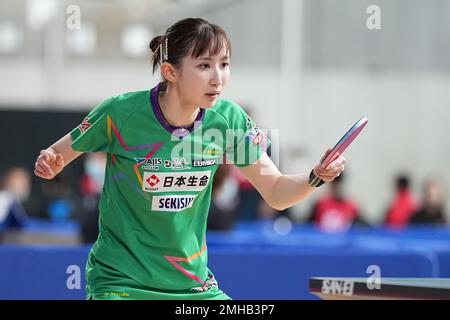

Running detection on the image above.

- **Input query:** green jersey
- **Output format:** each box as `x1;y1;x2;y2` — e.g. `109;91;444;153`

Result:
70;83;269;299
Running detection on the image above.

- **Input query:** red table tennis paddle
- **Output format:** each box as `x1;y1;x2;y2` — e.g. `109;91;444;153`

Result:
321;116;368;168
309;117;368;187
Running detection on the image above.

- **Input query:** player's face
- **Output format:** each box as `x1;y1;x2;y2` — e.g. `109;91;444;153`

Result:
177;45;230;108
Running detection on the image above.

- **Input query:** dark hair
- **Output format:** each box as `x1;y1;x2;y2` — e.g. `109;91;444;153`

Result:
396;174;410;190
149;18;231;75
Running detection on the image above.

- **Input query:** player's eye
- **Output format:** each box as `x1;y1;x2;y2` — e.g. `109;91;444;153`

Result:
199;64;210;69
222;62;229;68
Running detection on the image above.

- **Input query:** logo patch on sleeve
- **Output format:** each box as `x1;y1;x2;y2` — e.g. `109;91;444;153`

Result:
78;117;92;134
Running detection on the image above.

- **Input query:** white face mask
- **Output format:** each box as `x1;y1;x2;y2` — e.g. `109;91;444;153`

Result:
84;158;106;181
84;156;107;194
11;186;30;202
213;177;239;210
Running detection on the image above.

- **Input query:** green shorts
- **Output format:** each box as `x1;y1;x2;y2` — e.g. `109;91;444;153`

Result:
86;253;231;300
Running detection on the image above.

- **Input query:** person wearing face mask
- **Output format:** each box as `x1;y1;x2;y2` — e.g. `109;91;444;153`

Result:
384;174;417;229
77;153;107;244
308;172;364;232
0;167;30;238
410;177;447;225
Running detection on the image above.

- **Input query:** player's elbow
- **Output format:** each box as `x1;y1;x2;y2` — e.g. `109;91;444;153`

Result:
265;198;288;212
263;177;288;211
273;203;290;212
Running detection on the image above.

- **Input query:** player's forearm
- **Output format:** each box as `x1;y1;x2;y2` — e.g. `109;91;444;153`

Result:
269;173;316;211
48;133;83;167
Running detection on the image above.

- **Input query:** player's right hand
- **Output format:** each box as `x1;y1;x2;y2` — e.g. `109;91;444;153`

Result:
34;149;65;180
313;148;346;183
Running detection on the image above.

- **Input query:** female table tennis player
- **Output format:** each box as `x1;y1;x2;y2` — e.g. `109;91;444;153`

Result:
33;18;345;299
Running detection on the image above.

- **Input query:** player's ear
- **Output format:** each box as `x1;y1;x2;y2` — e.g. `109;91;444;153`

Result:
160;63;177;83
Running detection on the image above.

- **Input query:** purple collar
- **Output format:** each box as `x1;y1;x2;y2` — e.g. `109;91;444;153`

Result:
150;83;205;139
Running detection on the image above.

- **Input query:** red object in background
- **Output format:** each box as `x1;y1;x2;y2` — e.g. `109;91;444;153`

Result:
80;175;97;196
385;189;417;228
313;196;360;232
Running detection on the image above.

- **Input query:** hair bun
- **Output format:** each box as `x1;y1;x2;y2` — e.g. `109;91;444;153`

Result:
149;35;163;53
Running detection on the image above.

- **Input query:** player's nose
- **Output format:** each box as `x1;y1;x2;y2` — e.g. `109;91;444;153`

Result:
210;69;222;87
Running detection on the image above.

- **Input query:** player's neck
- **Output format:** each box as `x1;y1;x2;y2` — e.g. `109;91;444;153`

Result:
158;87;200;127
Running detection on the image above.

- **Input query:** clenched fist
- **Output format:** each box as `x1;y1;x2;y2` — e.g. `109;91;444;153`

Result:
34;148;65;180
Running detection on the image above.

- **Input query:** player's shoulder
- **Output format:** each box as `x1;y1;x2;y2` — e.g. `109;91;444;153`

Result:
95;89;149;116
114;89;148;103
110;89;149;109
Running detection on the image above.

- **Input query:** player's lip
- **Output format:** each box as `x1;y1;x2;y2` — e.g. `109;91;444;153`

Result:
205;91;220;96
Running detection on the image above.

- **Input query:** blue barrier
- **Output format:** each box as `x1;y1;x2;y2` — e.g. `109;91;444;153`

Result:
1;223;450;299
0;245;90;300
0;245;441;300
436;251;450;277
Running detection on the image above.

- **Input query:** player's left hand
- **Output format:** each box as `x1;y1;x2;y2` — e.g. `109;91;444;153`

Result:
313;148;346;183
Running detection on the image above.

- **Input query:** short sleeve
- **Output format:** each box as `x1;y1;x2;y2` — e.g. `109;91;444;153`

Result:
225;102;271;167
70;97;115;153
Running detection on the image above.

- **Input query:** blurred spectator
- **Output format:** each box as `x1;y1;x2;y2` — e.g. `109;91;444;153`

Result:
409;177;447;225
0;167;30;238
384;174;417;228
80;153;106;196
76;153;106;243
2;167;31;203
231;164;258;220
207;165;240;230
308;173;364;232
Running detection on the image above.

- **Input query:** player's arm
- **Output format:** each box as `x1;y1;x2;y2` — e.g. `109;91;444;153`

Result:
34;133;83;180
237;150;345;211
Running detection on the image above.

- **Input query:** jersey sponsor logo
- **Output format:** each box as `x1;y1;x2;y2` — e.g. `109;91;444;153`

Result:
146;174;160;187
78;117;91;134
245;116;267;146
135;157;162;170
151;195;197;212
164;158;190;170
204;149;223;156
143;171;211;192
192;159;216;167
